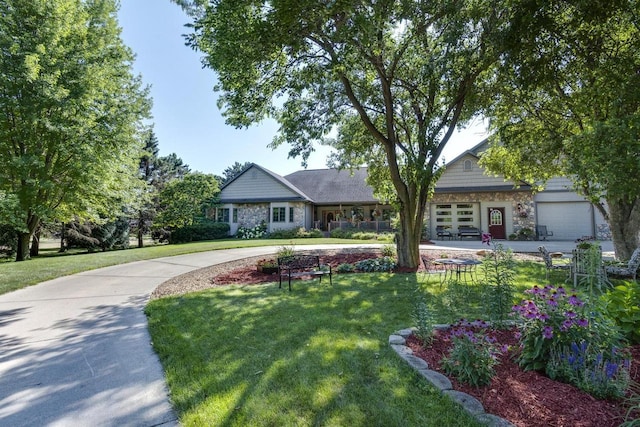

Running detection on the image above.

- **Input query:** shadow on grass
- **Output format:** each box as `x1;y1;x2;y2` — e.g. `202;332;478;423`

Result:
146;273;482;426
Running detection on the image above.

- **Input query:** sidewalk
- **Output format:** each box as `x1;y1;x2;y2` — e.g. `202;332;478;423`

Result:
422;239;615;258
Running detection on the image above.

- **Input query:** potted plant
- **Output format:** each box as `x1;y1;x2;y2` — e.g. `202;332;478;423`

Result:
256;258;279;274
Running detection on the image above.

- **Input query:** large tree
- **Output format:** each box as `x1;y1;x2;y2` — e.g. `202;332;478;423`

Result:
0;0;150;261
479;0;640;259
175;0;505;268
155;172;219;229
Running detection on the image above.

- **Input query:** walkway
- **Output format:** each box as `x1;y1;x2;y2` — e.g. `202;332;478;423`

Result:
0;240;614;426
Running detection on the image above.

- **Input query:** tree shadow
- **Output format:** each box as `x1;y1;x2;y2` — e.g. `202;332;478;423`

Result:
0;295;177;426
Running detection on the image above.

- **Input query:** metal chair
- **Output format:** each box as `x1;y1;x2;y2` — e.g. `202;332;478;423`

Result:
536;225;554;241
538;246;570;281
605;247;640;281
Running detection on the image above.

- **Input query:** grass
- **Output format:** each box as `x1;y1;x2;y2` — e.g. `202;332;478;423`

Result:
145;261;559;427
146;273;484;427
0;238;368;295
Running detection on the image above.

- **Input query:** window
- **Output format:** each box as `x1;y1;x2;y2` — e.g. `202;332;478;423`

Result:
289;207;294;222
490;209;503;226
217;208;229;222
433;203;478;230
232;208;238;223
272;207;286;222
463;159;472;171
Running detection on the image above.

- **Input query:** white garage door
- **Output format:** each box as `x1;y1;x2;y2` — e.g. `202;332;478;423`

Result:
537;202;593;240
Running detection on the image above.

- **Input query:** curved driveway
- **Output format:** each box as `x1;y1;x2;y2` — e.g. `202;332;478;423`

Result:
0;240;608;426
0;244;382;427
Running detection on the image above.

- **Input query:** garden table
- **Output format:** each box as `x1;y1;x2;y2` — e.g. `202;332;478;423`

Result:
434;258;482;284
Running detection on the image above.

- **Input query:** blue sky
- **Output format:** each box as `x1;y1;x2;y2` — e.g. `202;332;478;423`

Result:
117;1;488;177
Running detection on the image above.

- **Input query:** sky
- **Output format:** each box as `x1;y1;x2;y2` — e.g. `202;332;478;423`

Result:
117;1;489;177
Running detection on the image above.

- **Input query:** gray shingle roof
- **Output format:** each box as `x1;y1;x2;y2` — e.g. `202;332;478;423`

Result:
284;168;378;204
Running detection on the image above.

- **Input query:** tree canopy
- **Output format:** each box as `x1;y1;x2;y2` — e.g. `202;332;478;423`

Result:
0;0;151;260
175;0;506;268
155;172;220;229
479;0;640;259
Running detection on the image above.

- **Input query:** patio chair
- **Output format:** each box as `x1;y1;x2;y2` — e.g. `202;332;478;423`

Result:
436;226;453;240
538;246;570;281
536;225;554;241
605;247;640;281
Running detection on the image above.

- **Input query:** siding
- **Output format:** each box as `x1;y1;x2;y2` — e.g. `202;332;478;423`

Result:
221;167;302;201
436;154;518;189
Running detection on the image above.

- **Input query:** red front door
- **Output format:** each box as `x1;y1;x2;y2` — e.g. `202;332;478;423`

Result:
488;208;506;239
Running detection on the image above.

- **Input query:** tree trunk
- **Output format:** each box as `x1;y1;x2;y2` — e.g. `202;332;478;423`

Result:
607;197;640;260
59;222;67;252
29;229;40;257
137;228;144;248
16;232;31;261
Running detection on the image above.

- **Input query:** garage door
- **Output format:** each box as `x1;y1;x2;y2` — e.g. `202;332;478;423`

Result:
537;202;593;240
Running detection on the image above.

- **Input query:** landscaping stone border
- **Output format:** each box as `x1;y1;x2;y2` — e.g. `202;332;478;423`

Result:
389;327;514;427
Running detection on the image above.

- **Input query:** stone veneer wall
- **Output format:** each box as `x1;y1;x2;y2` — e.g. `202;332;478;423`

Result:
425;191;536;239
236;203;269;229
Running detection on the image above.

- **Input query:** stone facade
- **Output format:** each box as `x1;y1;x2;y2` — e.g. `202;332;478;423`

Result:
235;203;269;229
426;191;535;239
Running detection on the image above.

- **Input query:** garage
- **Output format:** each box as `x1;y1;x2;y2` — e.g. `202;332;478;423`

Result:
536;202;594;240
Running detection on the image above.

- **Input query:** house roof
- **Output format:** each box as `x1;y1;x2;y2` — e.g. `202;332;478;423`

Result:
220;163;313;202
284;168;378;204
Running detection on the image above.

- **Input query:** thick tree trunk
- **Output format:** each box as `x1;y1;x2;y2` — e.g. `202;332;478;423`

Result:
16;232;31;261
395;193;427;270
607;197;640;260
59;222;67;252
29;229;40;257
137;229;144;248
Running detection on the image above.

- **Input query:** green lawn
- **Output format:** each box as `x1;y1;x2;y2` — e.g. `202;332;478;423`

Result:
145;261;552;427
0;238;366;295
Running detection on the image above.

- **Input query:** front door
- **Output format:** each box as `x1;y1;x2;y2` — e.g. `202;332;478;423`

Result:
488;208;506;239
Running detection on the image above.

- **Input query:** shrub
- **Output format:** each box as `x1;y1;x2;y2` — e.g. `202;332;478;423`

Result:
336;263;355;273
441;319;505;387
329;228;356;239
0;225;17;257
380;244;396;258
268;227;322;239
236;221;267;239
601;282;640;344
354;256;396;272
276;245;296;259
512;285;624;372
412;297;435;346
547;341;631;399
170;221;229;243
480;243;516;326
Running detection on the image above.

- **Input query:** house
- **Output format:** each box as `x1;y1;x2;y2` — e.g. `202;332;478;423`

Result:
217;164;393;235
428;140;609;240
216;141;610;241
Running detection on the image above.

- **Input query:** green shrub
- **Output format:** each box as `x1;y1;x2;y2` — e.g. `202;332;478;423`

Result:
601;282;640;344
380;244;396;258
276;245;296;258
411;297;435;346
480;243;516;326
441;320;504;387
268;227;323;239
329;228;356;239
351;231;378;240
236;221;267;239
354;256;396;272
547;341;631;399
336;263;355;273
171;221;230;243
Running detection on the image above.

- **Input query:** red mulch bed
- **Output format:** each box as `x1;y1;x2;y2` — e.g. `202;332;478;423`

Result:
406;329;640;427
213;250;640;426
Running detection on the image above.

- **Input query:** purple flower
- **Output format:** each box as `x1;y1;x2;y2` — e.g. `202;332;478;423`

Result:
568;294;584;306
565;310;577;319
605;362;619;379
546;297;558;307
481;233;492;245
577;318;589;327
556;286;567;295
542;326;554;339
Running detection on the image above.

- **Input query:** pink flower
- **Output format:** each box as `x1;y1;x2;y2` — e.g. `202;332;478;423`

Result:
481;233;492;246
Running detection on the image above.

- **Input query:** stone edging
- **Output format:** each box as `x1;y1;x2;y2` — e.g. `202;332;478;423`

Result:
389;327;514;427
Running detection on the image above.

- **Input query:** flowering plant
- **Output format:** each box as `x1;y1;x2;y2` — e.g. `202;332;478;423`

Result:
547;341;631;399
236;221;267;239
441;319;507;387
512;285;592;371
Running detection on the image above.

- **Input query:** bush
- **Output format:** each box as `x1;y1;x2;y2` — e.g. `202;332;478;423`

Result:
268;227;322;239
601;282;640;344
512;285;624;372
170;221;229;243
336;263;355;273
354;256;396;272
0;225;17;257
412;297;435;346
236;221;267;239
441;319;505;387
380;244;396;258
329;228;357;239
480;243;516;326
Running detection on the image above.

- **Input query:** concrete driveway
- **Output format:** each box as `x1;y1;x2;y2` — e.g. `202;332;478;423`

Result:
0;244;385;427
0;240;613;426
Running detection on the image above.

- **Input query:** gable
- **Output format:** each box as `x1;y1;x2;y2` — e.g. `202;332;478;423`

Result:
220;165;309;203
436;153;528;192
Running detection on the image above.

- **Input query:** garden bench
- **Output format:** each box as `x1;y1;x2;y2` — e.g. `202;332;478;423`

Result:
278;254;332;291
457;226;481;239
